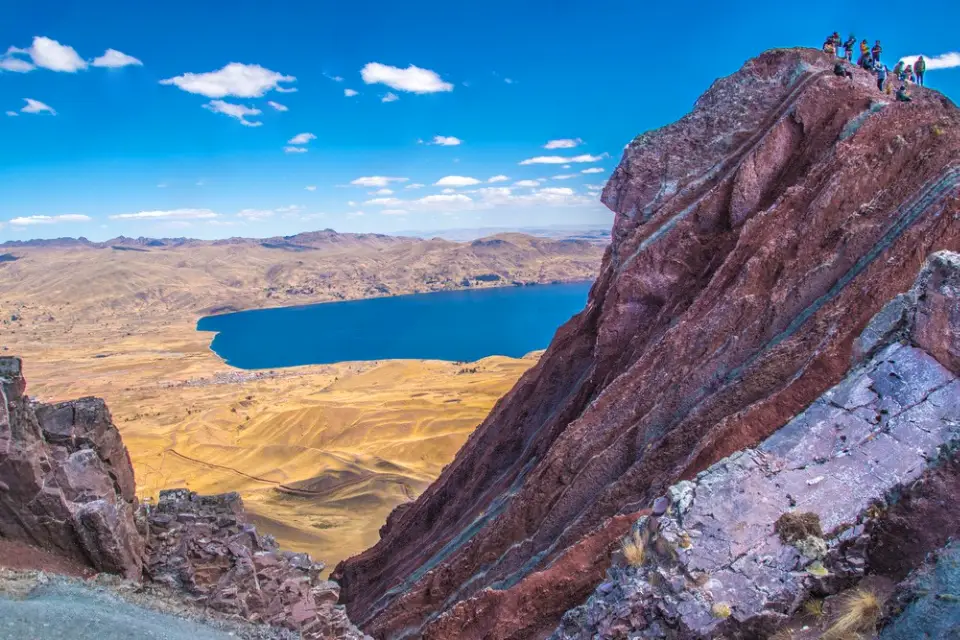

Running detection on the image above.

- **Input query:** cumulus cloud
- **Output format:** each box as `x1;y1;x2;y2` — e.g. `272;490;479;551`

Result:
581;167;605;174
381;92;399;103
538;187;574;196
350;176;408;187
288;132;316;145
519;154;606;165
552;174;578;180
267;101;288;111
514;179;541;188
417;194;473;205
899;52;960;70
109;208;219;220
435;175;480;187
161;63;295;98
0;56;35;73
20;98;56;115
430;135;461;146
441;188;456;194
284;146;308;153
202;100;262;126
14;37;87;72
371;188;394;195
487;175;509;183
344;89;358;97
92;49;142;68
361;62;453;93
305;185;317;191
544;138;582;149
9;214;91;226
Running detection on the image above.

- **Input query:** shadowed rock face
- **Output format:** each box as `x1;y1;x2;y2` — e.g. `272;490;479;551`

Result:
334;48;960;639
0;357;144;579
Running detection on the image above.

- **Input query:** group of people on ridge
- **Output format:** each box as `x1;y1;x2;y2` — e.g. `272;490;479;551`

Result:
825;31;927;103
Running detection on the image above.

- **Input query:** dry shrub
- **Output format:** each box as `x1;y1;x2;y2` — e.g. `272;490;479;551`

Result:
620;529;645;567
821;589;884;640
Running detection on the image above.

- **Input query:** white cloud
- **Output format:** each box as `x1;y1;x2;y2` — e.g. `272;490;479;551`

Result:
514;179;541;188
347;201;358;207
562;164;571;169
237;208;274;220
0;56;35;73
344;88;358;97
899;52;960;70
276;205;304;213
109;208;218;220
324;73;344;82
365;197;404;206
15;37;87;72
544;138;582;149
519;154;606;165
305;185;317;191
372;188;394;195
267;100;288;111
417;194;473;205
487;175;509;183
581;167;605;174
348;211;365;218
381;92;399;103
381;209;408;216
361;62;453;93
441;188;457;194
288;132;316;145
537;187;574;196
552;174;578;180
160;63;295;98
284;146;308;153
92;49;142;68
435;175;480;187
5;110;18;117
350;176;408;187
9;214;91;226
21;98;56;115
202;99;262;126
430;135;461;146
405;183;426;189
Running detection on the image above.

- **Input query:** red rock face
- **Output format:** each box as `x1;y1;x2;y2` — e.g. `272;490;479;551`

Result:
334;48;960;639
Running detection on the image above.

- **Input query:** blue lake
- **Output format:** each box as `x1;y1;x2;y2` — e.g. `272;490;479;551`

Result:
197;282;593;369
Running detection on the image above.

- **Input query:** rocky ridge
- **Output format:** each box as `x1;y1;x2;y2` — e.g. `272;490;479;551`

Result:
0;357;368;639
334;47;960;638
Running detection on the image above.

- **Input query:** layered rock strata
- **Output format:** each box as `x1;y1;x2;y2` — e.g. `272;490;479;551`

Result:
335;47;960;639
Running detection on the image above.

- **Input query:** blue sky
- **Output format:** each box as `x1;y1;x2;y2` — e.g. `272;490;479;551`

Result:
1;0;958;241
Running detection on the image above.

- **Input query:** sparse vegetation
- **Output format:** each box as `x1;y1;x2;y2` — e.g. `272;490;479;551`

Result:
711;602;732;619
821;589;884;640
620;529;646;567
803;597;825;618
775;511;823;543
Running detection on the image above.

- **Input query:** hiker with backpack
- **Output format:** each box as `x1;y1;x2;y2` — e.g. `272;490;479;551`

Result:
915;56;926;86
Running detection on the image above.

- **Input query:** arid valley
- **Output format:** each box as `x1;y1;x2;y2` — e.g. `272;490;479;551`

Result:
0;230;604;568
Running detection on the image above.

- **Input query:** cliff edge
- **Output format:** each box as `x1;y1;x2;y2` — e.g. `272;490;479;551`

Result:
334;47;960;638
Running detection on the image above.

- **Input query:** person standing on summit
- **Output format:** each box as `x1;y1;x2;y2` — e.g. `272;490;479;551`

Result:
859;39;870;67
872;40;882;63
915;55;926;86
843;34;856;61
876;64;888;92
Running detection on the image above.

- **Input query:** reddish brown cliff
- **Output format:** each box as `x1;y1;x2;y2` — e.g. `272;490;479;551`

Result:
334;48;960;638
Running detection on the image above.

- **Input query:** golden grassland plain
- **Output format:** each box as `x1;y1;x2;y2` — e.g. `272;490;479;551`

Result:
0;232;602;568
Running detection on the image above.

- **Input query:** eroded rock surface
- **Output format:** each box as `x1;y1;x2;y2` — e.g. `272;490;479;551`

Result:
146;489;368;640
0;357;143;579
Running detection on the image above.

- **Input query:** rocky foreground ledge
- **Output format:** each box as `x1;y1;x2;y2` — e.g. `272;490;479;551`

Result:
0;358;368;639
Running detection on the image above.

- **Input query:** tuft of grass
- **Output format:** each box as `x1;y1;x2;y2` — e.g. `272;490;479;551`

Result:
775;511;823;543
711;602;732;619
620;529;646;567
821;589;884;640
803;597;825;618
932;124;944;137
